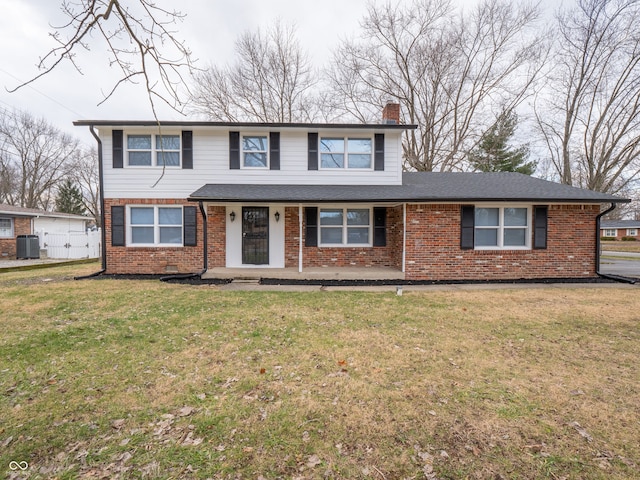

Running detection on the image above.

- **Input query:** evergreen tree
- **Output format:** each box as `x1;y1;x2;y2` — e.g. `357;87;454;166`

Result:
469;110;536;175
55;178;86;215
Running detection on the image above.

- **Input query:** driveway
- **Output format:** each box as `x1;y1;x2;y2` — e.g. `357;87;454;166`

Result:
600;251;640;280
0;258;94;269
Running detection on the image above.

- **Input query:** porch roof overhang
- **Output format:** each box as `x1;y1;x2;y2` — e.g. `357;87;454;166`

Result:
188;172;629;204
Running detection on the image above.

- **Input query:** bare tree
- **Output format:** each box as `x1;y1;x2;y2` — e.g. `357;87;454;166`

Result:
536;0;640;196
190;21;318;122
329;0;547;171
0;110;79;210
72;147;101;226
7;0;196;116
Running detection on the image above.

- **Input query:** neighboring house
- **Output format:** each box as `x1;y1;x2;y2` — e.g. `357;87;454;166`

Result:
74;103;629;281
0;204;94;259
601;220;640;240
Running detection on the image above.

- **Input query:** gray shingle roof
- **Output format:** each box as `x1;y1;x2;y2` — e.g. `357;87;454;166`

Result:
0;203;94;220
601;220;640;229
189;172;628;204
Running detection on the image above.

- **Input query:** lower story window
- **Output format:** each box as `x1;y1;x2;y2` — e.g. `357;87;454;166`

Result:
475;207;530;249
320;208;371;246
129;206;182;245
603;229;617;237
0;218;13;238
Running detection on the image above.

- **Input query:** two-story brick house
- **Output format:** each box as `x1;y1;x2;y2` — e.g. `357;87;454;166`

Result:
75;104;627;282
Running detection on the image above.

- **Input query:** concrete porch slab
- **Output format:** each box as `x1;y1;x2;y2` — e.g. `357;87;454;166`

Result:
201;266;405;281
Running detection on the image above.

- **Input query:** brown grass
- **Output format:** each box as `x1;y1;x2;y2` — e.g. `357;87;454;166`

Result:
0;265;638;479
602;240;640;253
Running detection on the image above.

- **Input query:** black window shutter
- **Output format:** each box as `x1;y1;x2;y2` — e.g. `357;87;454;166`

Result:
183;205;197;246
229;131;240;169
308;133;318;170
374;134;385;171
460;205;475;250
111;205;125;246
305;207;318;247
113;130;123;168
270;132;280;170
373;207;387;246
182;131;193;169
534;206;548;249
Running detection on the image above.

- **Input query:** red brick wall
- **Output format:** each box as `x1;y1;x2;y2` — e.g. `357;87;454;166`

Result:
297;206;402;269
614;228;639;240
284;207;300;268
206;205;226;268
404;204;600;280
0;217;31;259
104;199;203;274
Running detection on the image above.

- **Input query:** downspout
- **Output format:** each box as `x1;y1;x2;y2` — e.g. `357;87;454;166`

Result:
75;124;106;279
596;202;636;284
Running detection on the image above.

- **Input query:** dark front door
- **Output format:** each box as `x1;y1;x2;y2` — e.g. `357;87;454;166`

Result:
242;207;269;265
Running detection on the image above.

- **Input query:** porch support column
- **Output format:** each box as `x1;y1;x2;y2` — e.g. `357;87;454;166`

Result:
298;204;303;273
402;203;407;273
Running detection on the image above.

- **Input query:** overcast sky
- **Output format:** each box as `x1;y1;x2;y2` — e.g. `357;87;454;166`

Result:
0;0;562;147
0;0;376;144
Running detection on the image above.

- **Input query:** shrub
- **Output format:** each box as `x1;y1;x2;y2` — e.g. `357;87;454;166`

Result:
621;236;637;241
601;237;617;242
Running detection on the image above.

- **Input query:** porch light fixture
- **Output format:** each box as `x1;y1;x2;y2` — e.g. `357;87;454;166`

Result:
274;211;280;222
229;211;236;222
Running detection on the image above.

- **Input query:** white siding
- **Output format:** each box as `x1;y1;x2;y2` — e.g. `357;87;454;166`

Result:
33;217;87;234
100;127;404;199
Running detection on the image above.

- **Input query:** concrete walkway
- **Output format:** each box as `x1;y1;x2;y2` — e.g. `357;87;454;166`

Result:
215;281;638;292
0;258;98;270
601;250;640;258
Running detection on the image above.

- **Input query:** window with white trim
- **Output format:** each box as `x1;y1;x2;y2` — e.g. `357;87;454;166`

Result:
242;135;268;168
603;229;617;237
319;208;371;246
128;206;183;246
126;134;181;167
0;218;13;238
475;207;530;249
627;228;638;236
320;137;372;169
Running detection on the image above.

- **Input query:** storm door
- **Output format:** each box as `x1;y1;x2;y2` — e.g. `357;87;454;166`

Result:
242;207;269;265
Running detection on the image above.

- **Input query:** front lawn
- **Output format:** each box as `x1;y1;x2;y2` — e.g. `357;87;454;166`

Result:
1;265;638;479
601;240;640;253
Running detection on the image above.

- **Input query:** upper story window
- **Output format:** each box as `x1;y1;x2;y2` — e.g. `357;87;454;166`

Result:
0;218;13;238
242;135;268;168
475;207;530;249
127;134;181;167
320;137;372;169
129;206;183;246
319;207;371;246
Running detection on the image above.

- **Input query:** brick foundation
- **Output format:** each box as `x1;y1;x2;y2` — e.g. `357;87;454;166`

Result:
104;199;203;274
292;205;403;269
104;199;601;280
403;204;599;280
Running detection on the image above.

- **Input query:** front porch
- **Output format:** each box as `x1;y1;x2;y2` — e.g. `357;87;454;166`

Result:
201;266;405;281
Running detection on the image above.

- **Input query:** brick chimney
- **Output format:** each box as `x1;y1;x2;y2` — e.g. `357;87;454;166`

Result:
382;101;400;124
